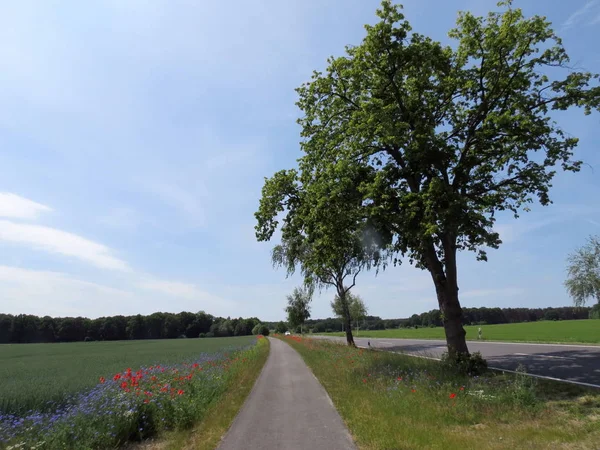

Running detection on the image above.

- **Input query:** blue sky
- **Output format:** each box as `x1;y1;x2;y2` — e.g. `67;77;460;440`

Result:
0;0;599;321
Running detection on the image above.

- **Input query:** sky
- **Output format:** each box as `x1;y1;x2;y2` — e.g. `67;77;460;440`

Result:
0;0;599;322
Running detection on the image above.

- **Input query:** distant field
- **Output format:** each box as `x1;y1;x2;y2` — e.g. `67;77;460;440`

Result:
319;319;600;344
0;336;254;415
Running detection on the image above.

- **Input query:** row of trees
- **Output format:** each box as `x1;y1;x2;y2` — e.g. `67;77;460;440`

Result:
0;312;265;344
403;306;591;328
303;305;591;333
255;0;600;359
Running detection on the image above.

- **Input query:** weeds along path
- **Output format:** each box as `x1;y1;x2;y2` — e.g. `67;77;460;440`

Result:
217;337;356;450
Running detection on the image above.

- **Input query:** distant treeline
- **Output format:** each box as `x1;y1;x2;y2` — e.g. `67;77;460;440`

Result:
0;312;263;344
294;306;592;333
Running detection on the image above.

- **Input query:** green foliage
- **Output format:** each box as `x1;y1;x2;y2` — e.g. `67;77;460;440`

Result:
506;365;538;408
285;286;313;331
590;304;600;320
0;311;262;343
275;321;288;333
331;292;368;326
543;310;560;321
296;0;599;265
285;0;600;355
250;324;270;336
565;235;600;307
440;350;488;376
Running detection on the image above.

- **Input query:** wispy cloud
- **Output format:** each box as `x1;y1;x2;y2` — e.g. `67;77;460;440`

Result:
142;182;207;227
0;219;131;271
0;192;51;220
562;0;600;30
0;266;239;318
0;265;135;317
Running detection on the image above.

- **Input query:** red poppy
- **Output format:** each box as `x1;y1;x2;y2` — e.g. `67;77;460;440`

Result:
177;389;184;395
459;387;464;391
99;377;106;384
449;393;457;399
411;389;416;393
121;381;128;389
113;374;121;381
397;377;402;381
144;399;150;404
362;379;367;383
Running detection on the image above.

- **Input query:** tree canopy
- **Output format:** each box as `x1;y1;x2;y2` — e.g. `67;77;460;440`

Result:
331;292;368;328
565;235;600;307
283;0;600;357
285;286;313;333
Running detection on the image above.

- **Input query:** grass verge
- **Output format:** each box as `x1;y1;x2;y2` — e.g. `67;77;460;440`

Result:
135;336;269;450
317;319;600;344
280;335;600;449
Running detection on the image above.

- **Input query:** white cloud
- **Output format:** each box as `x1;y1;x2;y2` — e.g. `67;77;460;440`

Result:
0;265;134;317
0;192;51;220
137;278;239;314
0;266;241;318
0;220;130;271
562;0;600;30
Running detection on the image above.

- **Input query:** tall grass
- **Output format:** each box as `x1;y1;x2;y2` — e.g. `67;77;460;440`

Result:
282;336;600;449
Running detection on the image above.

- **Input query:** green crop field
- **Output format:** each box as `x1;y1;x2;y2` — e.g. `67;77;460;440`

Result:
0;336;255;416
320;319;600;344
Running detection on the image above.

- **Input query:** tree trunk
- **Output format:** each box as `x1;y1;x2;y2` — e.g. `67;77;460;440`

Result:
337;285;356;347
424;239;469;359
344;316;355;347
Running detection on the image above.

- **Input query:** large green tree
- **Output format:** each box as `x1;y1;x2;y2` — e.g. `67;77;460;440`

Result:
291;0;599;358
565;235;600;307
256;164;382;346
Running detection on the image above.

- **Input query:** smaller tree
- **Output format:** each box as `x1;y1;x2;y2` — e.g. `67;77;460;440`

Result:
331;292;368;332
285;286;312;334
275;321;288;334
565;236;600;307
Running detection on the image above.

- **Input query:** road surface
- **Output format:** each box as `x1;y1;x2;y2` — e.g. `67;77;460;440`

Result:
218;337;356;450
317;336;600;387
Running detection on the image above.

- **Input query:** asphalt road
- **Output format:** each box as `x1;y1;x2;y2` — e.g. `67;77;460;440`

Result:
218;337;356;450
317;336;600;387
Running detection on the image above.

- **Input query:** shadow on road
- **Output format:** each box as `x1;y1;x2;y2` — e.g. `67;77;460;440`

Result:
377;344;600;386
486;350;600;386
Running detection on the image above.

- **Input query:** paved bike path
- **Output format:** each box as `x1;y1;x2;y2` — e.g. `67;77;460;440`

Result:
217;337;356;450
